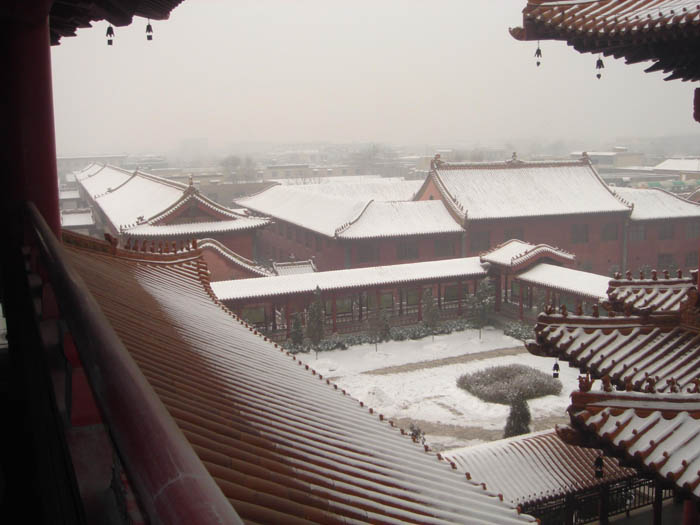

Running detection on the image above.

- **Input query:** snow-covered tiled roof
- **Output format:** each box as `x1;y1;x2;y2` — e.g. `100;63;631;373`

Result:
605;272;696;315
566;390;700;499
481;239;575;269
613;187;700;221
76;164;132;198
337;201;462;239
65;237;535;524
272;260;317;275
60;209;94;228
198;238;272;278
432;160;630;221
96;172;185;229
213;257;487;301
59;189;81;200
529;317;700;393
125;218;268;237
287;179;423;201
655;158;700;173
445;430;634;506
515;263;610;302
236;186;368;237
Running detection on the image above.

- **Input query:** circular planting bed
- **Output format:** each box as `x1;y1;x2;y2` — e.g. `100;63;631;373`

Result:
456;364;562;404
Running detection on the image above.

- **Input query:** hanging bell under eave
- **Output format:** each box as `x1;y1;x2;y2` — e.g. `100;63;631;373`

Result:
552;361;560;379
146;20;153;41
594;455;604;478
534;41;542;67
106;25;114;46
596;56;605;79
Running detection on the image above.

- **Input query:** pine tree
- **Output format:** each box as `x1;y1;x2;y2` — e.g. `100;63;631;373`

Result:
422;288;440;341
466;279;495;339
306;287;325;358
290;313;304;347
503;397;531;438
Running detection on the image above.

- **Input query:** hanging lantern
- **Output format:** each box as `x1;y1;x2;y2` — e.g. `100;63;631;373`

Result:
552;360;560;379
146;20;153;41
596;55;605;79
594;455;604;478
534;41;542;67
106;25;115;46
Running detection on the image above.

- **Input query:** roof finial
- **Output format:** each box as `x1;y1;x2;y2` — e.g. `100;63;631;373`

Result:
512;151;517;161
188;174;194;187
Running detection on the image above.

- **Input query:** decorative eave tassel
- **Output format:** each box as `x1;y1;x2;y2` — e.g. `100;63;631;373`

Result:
534;41;542;67
596;55;605;79
146;19;153;41
106;25;114;46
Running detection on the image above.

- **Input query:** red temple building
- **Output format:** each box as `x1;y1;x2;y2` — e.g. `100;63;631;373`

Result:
76;163;269;259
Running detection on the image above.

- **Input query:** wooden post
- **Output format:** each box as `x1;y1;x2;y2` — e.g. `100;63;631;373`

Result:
518;282;524;321
527;285;533;310
683;499;699;525
331;292;337;333
417;287;423;321
653;482;663;525
599;483;609;525
398;289;403;316
457;281;463;315
271;303;277;331
504;275;509;303
494;275;502;313
285;299;291;339
545;289;551;308
437;283;442;310
564;494;574;525
358;292;363;321
375;288;381;319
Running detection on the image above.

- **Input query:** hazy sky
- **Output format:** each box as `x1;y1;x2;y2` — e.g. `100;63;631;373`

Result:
51;0;700;156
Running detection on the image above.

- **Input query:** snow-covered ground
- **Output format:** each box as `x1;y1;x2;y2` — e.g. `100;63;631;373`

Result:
309;326;521;376
303;326;582;451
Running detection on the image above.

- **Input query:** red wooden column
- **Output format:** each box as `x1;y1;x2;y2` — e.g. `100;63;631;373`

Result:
457;280;463;315
518;282;524;320
494;276;502;312
375;288;381;318
417;286;423;321
331;292;337;333
437;283;442;310
285;298;291;339
1;7;60;235
683;499;699;525
652;482;663;525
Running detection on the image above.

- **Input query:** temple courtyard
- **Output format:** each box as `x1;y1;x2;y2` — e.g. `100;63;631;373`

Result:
304;327;582;451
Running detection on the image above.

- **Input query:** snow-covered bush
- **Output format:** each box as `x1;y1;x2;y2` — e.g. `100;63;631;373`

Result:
456;364;561;404
503;321;535;342
503;397;531;438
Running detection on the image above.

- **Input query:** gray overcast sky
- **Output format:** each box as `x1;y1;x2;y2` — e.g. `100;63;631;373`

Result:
51;0;700;156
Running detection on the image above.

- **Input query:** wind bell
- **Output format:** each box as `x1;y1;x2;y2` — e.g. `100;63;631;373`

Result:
596;55;605;79
106;25;114;46
534;41;542;67
552;360;560;379
146;20;153;41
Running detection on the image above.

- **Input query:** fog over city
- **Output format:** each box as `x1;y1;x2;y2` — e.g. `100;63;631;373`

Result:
51;0;700;157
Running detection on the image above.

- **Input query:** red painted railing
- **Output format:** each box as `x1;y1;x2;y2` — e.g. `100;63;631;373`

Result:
28;203;242;525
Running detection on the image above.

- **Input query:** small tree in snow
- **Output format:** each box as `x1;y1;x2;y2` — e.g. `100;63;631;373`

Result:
503;396;531;438
422;288;440;341
367;311;390;352
306;287;325;358
466;279;495;339
289;313;304;347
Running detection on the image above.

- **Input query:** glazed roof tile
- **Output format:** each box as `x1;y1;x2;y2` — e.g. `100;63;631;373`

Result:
199;238;273;278
480;239;575;269
445;430;634;506
337;201;463;240
213;257;487;302
65;240;534;524
655;158;700;173
283;179;423;201
272;260;318;276
125;218;268;238
565;390;700;499
529;316;700;392
604;273;696;314
431;160;629;221
515;263;610;301
614;187;700;220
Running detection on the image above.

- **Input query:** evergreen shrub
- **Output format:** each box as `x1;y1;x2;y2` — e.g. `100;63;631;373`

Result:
456;364;561;404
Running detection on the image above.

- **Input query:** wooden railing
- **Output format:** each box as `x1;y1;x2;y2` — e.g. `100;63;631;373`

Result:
27;203;242;525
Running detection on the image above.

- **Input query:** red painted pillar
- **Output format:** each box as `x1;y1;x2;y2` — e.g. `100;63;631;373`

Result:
1;8;60;235
518;282;524;321
417;287;423;321
375;289;381;318
331;292;337;333
494;276;502;313
683;499;699;525
457;280;463;315
285;299;291;339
